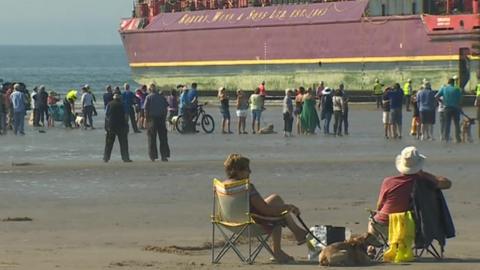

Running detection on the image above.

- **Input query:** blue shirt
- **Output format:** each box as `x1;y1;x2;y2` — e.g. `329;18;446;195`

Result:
122;91;135;112
179;92;190;113
416;88;436;112
387;88;404;109
10;91;26;113
187;87;198;104
436;84;461;108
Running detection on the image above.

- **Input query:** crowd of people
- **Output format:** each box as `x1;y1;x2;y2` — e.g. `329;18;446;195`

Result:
378;76;480;143
1;77;479;146
214;81;349;137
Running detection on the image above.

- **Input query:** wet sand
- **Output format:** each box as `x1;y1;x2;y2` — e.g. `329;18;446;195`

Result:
0;104;479;269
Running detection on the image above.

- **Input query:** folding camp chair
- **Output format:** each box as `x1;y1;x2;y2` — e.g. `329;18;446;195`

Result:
411;179;455;260
367;209;389;262
211;178;283;264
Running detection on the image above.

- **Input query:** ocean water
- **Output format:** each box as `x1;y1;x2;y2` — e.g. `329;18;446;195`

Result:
0;45;136;94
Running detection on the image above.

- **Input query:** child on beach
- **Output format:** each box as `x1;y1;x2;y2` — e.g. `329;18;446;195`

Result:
218;87;232;134
222;154;307;263
236;89;248;134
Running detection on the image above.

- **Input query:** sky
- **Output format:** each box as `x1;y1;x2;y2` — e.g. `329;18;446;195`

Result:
0;0;133;45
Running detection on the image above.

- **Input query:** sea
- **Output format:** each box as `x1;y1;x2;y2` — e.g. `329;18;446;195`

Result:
0;45;136;95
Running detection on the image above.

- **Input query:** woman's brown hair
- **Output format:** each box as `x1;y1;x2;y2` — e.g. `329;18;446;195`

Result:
224;153;250;179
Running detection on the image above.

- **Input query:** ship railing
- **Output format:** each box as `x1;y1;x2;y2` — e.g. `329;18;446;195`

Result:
135;0;354;16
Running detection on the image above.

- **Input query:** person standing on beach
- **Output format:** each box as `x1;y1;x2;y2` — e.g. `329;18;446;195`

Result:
416;81;436;140
63;90;77;129
387;83;404;139
31;86;38;126
136;85;148;130
144;84;170;162
403;79;413;111
320;87;333;134
436;78;462;143
36;86;48;127
236;89;248;134
294;87;305;135
249;87;263;134
104;94;131;163
282;89;294;137
10;84;27;135
382;87;392;139
103;85;113;109
0;88;6;135
81;86;95;129
301;87;320;135
332;88;344;136
218;87;233;134
122;83;141;133
340;83;349;135
475;80;480;140
316;81;325;100
373;79;384;109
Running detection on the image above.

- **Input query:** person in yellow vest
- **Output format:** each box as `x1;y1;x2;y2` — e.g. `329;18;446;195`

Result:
373;78;384;109
403;79;412;111
476;82;480;140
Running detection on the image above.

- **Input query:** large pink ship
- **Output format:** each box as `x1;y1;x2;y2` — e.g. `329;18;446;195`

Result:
119;0;479;90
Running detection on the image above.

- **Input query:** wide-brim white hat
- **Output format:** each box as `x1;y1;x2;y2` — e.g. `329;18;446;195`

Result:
322;88;332;95
395;146;426;175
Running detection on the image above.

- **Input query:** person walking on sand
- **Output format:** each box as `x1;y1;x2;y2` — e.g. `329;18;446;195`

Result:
218;87;233;134
236;89;248;134
144;84;170;162
63;89;77;129
283;89;294;137
221;153;307;264
249;87;263;134
340;84;350;135
10;84;27;135
103;94;131;163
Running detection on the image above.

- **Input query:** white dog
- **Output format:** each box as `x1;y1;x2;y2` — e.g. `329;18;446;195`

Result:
75;113;85;128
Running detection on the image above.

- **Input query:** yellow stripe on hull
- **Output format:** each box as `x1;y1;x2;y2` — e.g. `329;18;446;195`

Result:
130;55;479;68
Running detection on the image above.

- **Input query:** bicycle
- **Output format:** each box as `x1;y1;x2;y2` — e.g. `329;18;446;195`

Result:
175;103;215;134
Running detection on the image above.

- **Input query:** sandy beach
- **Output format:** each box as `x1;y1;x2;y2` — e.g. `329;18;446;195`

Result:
0;104;479;270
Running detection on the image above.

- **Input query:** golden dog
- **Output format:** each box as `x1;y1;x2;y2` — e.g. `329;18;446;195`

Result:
461;117;475;143
319;233;376;266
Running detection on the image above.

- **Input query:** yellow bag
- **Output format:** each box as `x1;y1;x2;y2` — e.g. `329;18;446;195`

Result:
384;211;415;263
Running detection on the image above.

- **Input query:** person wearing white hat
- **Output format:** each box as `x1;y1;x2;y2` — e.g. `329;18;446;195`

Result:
368;146;452;238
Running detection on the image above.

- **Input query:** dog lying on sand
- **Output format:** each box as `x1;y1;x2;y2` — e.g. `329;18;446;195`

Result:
259;124;277;134
319;233;376;266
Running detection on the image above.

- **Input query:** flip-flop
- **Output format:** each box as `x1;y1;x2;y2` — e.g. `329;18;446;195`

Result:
269;256;295;264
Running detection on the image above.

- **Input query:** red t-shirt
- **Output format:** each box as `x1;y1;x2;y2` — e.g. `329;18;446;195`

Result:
258;84;266;96
374;174;437;224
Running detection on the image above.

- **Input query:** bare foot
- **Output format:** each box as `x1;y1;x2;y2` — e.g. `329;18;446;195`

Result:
272;250;294;264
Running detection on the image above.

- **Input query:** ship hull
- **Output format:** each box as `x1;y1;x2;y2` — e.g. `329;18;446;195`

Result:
120;2;479;90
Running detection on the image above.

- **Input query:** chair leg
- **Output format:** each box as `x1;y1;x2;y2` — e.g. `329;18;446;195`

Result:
213;225;249;263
